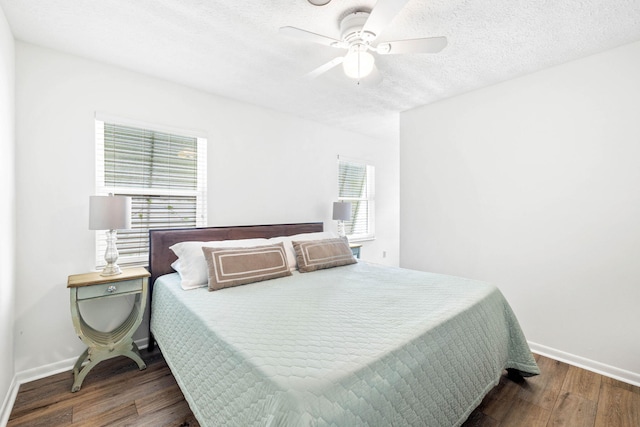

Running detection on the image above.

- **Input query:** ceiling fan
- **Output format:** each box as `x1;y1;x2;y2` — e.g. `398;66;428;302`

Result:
280;0;447;81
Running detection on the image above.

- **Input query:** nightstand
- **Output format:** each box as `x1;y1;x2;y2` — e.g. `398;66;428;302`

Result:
67;266;150;392
349;243;362;259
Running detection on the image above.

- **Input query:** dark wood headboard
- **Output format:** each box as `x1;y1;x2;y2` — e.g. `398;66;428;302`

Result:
147;222;323;350
148;222;324;286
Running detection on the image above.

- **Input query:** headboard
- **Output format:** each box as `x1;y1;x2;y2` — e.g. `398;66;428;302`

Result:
147;222;324;350
148;222;324;286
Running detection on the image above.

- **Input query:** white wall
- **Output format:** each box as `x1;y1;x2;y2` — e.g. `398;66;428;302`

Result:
0;4;16;423
400;41;640;383
14;42;399;376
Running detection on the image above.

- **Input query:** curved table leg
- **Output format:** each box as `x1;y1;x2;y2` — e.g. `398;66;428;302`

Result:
72;350;102;392
125;343;147;371
71;343;147;392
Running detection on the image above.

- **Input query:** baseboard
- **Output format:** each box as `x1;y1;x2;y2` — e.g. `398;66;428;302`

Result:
3;337;150;425
14;355;78;386
529;341;640;387
0;376;19;427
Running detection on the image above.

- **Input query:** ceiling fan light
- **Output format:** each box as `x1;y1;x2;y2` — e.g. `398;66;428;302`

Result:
342;50;375;79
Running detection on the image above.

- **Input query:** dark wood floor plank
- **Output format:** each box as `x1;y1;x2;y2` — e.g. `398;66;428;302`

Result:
499;396;551;427
474;375;526;423
461;410;499;427
9;354;166;423
73;352;166;392
135;383;187;416
75;402;139;427
462;354;640;427
516;355;570;410
8;372;76;420
561;364;602;403
548;391;597;427
602;375;640;395
594;382;640;427
71;364;177;423
472;394;512;424
7;404;72;427
132;400;200;427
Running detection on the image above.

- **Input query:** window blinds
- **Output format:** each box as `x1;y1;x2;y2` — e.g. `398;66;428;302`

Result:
103;124;199;190
96;119;207;266
338;159;374;239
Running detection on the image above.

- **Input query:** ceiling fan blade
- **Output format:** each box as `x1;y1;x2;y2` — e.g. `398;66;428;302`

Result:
376;36;448;55
362;0;410;39
279;26;347;49
305;56;345;79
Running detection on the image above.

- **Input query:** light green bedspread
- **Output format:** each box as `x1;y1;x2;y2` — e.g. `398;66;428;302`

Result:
151;262;539;426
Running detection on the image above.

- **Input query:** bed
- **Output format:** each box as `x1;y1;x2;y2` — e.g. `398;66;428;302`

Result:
148;223;539;426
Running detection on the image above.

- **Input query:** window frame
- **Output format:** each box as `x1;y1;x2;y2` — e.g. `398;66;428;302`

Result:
337;156;375;242
94;114;207;268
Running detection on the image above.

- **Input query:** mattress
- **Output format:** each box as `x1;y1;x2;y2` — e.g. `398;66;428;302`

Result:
151;262;539;426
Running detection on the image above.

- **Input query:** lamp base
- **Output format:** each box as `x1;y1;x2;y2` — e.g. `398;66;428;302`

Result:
100;263;122;276
101;229;123;276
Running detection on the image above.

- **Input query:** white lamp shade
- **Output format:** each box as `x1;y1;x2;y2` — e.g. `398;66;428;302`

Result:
342;49;375;79
332;202;352;221
89;195;132;230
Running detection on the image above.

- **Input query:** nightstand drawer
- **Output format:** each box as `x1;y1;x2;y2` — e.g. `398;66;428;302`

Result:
76;278;142;300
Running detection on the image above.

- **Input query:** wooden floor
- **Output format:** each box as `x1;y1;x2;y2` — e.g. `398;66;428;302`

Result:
463;353;640;427
8;350;199;427
8;352;640;426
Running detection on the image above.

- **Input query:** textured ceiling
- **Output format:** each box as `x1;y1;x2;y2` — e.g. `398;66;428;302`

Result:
2;0;640;140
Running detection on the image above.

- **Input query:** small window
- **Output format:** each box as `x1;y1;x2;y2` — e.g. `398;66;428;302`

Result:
338;157;375;240
95;117;207;267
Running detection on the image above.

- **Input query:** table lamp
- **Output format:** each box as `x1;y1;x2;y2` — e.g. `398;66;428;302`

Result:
89;194;131;276
332;201;352;237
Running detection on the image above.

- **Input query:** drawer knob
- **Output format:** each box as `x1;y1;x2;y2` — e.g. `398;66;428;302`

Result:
106;285;117;293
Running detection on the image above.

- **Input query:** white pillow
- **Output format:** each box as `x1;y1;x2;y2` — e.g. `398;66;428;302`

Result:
268;232;338;270
170;238;268;290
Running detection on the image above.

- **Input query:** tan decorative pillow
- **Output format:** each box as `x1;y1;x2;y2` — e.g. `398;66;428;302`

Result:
202;242;292;291
293;237;356;273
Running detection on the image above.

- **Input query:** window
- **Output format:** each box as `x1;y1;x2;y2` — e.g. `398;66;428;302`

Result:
338;157;374;240
95;117;207;267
